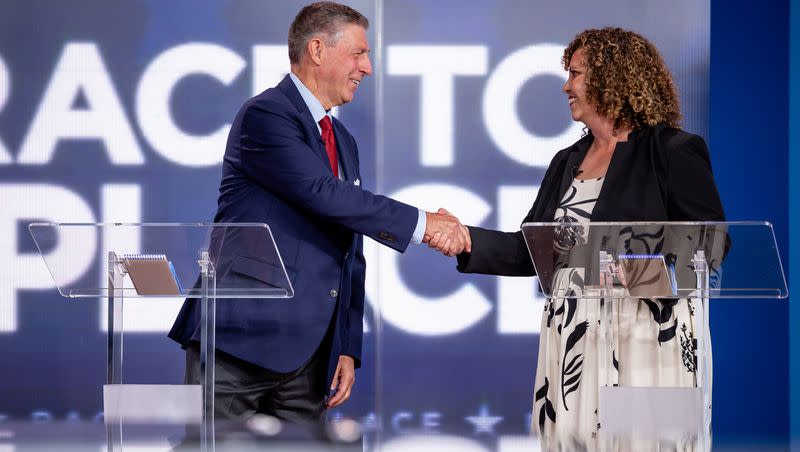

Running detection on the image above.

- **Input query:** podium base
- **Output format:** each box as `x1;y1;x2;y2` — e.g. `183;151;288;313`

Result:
599;386;703;436
103;384;202;424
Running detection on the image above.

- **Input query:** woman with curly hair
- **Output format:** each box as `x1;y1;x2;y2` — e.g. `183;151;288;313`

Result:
454;27;725;444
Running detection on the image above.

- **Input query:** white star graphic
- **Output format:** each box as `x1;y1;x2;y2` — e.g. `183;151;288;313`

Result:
464;403;503;434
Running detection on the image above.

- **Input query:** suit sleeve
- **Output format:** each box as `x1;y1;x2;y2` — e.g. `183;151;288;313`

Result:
456;227;535;276
341;234;365;368
239;101;418;252
666;134;726;221
455;154;563;276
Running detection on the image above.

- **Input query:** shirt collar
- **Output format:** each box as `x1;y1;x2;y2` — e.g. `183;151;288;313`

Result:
289;72;329;125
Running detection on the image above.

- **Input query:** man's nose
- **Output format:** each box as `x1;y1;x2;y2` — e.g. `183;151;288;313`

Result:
362;56;373;76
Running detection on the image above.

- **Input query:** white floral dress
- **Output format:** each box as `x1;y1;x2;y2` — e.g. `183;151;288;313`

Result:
531;176;705;451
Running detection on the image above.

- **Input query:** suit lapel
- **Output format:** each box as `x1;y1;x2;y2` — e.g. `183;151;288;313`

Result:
535;135;590;221
592;130;639;220
276;76;334;173
331;118;357;181
557;140;589;204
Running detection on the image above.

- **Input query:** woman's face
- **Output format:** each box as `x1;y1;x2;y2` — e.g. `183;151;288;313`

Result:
562;48;595;124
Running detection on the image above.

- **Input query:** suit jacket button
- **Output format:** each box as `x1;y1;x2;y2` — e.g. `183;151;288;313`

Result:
329;290;338;298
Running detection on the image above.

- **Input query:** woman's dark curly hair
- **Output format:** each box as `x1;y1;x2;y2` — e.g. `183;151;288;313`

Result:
563;27;681;131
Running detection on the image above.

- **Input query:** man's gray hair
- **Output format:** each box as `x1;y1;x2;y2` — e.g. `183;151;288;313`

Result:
288;1;369;65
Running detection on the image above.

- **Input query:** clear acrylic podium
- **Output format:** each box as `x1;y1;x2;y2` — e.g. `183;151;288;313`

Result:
28;223;293;452
521;221;787;446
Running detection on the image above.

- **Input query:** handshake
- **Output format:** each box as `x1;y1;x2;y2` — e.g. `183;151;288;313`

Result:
423;208;471;257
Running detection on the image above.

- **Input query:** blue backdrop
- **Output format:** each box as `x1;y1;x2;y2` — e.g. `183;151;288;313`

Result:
709;0;789;445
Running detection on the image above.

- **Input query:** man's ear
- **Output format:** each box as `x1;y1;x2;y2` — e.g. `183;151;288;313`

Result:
307;37;324;66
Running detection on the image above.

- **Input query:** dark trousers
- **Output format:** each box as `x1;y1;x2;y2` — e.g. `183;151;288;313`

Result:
184;335;331;430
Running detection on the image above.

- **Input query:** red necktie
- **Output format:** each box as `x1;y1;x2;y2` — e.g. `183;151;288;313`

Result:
319;116;339;178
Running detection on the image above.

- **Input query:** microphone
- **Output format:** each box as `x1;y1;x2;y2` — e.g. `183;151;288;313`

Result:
571;166;583;178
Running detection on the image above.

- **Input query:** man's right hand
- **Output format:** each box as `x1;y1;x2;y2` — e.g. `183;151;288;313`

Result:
423;208;471;256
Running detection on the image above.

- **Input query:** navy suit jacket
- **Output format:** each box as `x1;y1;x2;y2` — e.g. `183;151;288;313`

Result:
169;75;418;385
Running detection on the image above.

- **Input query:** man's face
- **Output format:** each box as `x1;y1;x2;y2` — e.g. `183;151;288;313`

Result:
317;24;372;109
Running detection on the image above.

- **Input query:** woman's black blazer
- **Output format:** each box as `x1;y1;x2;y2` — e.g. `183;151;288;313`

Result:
456;124;726;276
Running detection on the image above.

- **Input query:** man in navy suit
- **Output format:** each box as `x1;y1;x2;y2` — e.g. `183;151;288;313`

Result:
169;1;469;427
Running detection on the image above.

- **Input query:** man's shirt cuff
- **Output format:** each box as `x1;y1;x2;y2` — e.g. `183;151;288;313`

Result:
411;209;427;244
